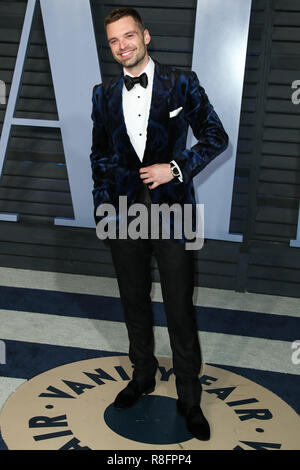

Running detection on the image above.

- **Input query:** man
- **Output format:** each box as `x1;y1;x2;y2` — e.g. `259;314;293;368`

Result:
90;7;228;441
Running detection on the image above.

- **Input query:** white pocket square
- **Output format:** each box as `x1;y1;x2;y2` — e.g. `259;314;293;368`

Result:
169;106;183;118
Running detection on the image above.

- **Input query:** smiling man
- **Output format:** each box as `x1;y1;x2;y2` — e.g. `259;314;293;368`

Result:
90;7;229;441
105;12;174;189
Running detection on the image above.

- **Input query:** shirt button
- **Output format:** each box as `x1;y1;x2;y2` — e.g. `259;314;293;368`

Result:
139;133;142;136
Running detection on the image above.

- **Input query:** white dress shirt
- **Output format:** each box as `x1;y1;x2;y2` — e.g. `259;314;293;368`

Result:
122;56;183;182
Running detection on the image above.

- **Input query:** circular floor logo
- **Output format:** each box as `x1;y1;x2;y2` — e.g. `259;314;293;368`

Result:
0;356;299;450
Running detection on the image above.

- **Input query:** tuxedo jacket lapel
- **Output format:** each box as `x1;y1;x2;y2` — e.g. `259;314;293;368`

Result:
107;75;141;168
143;61;171;164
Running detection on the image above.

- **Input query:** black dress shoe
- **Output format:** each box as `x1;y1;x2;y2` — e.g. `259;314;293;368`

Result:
177;401;210;441
113;379;155;409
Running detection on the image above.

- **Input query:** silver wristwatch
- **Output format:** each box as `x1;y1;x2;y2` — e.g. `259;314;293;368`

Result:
170;161;180;179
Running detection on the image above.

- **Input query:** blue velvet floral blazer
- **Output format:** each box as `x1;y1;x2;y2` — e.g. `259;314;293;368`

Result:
90;60;229;236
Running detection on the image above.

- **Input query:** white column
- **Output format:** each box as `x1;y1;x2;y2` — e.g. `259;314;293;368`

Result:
40;0;102;227
190;0;252;241
0;0;37;222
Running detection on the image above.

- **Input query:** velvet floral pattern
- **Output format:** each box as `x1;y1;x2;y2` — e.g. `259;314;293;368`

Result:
90;61;229;241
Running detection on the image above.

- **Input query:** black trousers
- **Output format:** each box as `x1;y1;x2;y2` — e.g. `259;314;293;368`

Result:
109;186;202;407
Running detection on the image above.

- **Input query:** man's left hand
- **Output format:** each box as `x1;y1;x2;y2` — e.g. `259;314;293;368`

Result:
139;163;173;189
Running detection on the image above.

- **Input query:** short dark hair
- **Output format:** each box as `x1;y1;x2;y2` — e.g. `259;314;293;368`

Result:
104;7;145;32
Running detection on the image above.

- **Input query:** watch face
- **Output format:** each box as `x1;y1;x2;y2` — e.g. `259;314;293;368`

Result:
172;166;180;177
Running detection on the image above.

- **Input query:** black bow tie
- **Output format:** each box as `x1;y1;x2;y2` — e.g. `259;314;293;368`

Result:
124;72;148;91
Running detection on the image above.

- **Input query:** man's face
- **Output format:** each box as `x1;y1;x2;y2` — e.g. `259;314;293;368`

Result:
106;15;150;72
